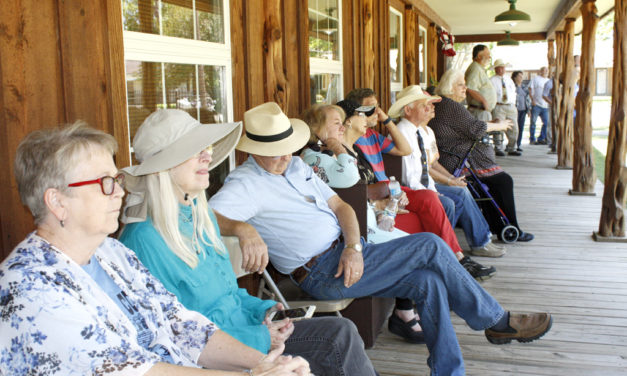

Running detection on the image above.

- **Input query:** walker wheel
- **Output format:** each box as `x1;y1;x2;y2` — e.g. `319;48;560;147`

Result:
500;225;519;243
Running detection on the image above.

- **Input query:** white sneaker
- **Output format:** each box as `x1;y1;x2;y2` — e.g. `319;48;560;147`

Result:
470;241;507;257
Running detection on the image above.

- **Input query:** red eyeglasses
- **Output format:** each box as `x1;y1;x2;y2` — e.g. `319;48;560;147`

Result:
67;173;125;195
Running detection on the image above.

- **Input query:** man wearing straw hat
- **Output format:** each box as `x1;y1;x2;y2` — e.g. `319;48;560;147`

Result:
490;59;521;156
210;102;553;376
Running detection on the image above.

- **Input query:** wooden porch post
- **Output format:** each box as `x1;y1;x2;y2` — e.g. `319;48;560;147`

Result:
551;31;565;154
571;0;599;195
263;0;289;110
363;0;375;89
595;0;627;240
556;19;576;169
404;5;417;86
427;23;438;86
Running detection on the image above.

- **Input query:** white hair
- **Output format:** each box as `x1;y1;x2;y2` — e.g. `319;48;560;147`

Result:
145;171;225;268
436;69;465;97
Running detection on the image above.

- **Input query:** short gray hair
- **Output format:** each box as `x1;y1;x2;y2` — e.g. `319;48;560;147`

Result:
436;69;465;97
14;121;117;225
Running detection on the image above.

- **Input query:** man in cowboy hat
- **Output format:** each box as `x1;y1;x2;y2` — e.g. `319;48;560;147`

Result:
490;59;521;156
390;85;506;258
210;102;553;376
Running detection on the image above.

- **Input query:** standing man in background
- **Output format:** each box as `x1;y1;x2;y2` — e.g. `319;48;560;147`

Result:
465;45;502;156
490;59;520;156
528;67;550;145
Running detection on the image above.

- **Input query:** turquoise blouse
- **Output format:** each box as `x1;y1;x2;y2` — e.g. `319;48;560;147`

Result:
119;204;276;353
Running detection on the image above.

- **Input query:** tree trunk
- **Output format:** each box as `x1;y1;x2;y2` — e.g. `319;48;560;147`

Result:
572;0;599;193
598;0;627;237
557;19;576;168
263;0;289;110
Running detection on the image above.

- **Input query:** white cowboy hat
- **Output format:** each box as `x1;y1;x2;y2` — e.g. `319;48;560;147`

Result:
387;85;442;119
492;59;510;68
236;102;310;156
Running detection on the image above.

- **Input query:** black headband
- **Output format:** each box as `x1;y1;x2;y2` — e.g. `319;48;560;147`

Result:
246;126;294;143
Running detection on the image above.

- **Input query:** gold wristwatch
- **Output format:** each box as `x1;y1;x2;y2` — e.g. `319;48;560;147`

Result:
344;243;363;252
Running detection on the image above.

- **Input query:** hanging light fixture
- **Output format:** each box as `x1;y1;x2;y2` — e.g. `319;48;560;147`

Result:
494;0;531;25
497;31;520;46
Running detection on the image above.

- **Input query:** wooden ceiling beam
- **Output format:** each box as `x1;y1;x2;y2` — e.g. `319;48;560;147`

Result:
546;0;582;39
455;32;547;43
405;0;450;30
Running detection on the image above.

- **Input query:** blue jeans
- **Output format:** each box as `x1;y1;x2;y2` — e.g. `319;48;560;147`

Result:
516;110;527;148
529;105;549;142
299;233;505;376
436;184;491;248
437;193;456;225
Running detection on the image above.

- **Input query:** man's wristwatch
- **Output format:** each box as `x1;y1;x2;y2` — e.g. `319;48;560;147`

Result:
344;243;363;252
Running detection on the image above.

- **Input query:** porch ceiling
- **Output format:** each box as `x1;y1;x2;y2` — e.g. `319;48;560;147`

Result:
423;0;615;38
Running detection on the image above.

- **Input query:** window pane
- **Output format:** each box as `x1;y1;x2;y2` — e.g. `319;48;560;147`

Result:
125;61;229;142
161;0;194;39
308;0;340;60
196;0;225;43
419;28;426;86
122;0;225;43
122;0;159;34
125;60;164;139
198;65;227;123
390;11;402;84
311;73;341;104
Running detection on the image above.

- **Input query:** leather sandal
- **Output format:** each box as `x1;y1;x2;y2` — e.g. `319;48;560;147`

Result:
387;314;426;344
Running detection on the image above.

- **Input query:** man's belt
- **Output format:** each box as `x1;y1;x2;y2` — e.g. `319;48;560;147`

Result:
496;102;512;106
290;238;340;284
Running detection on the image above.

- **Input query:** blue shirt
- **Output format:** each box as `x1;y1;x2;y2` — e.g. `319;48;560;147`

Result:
120;206;276;353
209;156;341;274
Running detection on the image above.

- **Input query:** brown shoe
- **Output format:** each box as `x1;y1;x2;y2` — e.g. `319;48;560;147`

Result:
485;312;552;344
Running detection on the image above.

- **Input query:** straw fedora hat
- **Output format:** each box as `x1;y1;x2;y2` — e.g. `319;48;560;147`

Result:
387;85;441;119
123;109;242;176
236;102;310;156
492;59;510;68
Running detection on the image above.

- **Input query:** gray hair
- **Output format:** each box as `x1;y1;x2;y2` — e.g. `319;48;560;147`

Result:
14;121;117;225
436;69;465;97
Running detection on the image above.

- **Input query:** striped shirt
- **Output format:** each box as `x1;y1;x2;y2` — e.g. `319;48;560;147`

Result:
354;128;395;182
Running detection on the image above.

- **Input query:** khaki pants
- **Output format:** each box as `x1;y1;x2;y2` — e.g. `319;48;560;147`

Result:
492;103;519;152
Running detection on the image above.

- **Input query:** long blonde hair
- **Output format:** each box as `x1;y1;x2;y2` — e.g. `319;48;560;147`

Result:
145;171;225;268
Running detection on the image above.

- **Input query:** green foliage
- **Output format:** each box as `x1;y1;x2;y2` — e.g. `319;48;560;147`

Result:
597;11;615;41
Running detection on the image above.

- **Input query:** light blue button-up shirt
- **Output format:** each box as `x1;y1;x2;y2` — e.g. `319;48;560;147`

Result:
209;156;342;274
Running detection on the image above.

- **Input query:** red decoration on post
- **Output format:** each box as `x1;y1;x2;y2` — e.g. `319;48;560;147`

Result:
438;29;456;57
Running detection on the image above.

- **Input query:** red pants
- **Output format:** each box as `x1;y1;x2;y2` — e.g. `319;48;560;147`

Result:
394;187;463;254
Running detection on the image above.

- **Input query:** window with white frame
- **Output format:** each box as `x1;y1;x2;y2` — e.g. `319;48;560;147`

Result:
309;0;342;104
121;0;233;194
389;7;403;98
418;25;427;88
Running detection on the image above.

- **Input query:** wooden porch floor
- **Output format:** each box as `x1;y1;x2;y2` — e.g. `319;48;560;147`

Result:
365;143;627;376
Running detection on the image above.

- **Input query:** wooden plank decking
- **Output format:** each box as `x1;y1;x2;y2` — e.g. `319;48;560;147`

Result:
366;143;627;376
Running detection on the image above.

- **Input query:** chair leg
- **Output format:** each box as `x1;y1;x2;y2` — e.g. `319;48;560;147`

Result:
262;270;291;309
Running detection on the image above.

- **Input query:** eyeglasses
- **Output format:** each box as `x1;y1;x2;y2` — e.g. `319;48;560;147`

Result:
197;145;213;159
68;173;125;195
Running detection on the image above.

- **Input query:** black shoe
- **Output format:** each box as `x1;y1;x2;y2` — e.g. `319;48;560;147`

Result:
460;256;496;281
507;151;522;156
517;147;523;152
535;139;547;145
387;314;426;344
517;232;534;242
495;150;506;156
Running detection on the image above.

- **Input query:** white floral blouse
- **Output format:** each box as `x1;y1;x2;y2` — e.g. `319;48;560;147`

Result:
0;233;217;375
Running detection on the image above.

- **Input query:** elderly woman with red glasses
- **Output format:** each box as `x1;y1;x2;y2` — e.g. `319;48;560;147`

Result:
0;122;310;375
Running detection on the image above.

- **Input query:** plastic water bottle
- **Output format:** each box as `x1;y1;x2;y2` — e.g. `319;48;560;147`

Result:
377;198;398;232
388;176;402;200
